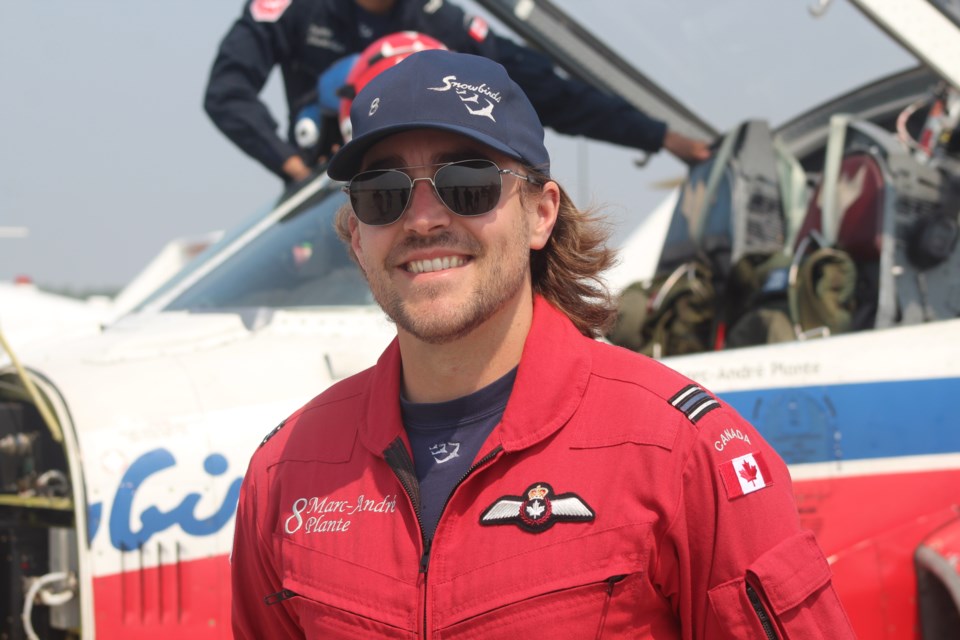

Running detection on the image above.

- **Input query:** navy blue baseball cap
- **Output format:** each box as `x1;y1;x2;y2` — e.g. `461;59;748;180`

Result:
326;49;550;180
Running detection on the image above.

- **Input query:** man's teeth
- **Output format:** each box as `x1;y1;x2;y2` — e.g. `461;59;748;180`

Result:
407;256;465;274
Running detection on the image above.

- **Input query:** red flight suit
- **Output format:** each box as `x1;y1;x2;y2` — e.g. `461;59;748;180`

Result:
231;296;854;638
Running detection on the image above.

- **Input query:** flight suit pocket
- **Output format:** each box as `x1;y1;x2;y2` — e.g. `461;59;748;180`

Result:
437;571;677;639
707;530;853;639
280;581;416;639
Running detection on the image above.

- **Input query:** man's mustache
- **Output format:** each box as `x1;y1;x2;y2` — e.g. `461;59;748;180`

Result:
387;231;483;266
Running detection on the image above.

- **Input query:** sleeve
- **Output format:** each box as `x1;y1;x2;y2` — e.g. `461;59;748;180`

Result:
230;456;304;639
204;0;303;179
655;407;855;639
487;38;667;152
411;3;667;152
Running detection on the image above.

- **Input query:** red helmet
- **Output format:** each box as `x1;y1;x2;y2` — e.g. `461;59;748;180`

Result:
338;32;448;142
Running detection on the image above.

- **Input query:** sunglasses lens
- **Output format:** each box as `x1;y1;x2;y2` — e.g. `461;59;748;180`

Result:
348;160;506;225
348;170;412;225
435;160;502;216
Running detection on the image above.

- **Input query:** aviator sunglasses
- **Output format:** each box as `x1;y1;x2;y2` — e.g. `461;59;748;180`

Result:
343;159;541;226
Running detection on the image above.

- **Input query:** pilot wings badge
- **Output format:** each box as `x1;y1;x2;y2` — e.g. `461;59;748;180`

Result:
480;482;595;533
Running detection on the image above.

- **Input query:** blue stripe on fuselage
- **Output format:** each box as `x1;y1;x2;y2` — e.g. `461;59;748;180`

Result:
718;377;960;465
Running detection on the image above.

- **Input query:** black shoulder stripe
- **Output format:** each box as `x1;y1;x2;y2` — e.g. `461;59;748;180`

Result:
259;419;287;448
669;384;720;424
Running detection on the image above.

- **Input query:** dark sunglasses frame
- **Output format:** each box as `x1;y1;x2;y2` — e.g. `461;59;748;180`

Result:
343;159;541;226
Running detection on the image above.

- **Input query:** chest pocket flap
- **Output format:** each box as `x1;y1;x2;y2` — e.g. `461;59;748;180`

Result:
567;377;681;451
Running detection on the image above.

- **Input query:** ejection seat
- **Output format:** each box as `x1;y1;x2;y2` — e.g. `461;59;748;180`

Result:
787;114;959;337
787;115;887;337
608;120;791;356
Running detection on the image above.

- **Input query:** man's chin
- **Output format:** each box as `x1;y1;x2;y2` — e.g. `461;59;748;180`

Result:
394;308;483;345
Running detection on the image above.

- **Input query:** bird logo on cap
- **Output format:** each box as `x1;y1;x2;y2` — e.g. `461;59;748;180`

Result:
428;75;502;122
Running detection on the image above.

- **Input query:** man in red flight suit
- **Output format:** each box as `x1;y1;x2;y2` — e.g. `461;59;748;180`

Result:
230;49;855;638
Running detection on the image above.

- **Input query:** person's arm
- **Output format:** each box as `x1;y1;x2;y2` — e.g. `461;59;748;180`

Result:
410;2;710;164
283;154;313;182
658;405;855;638
492;38;667;148
494;38;716;164
204;0;305;180
231;457;304;639
663;129;711;164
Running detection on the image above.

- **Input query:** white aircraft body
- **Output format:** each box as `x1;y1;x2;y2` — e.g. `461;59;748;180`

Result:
1;1;959;638
0;231;222;354
0;281;111;349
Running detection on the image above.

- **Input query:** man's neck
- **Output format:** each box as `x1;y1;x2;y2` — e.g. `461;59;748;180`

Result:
397;293;534;404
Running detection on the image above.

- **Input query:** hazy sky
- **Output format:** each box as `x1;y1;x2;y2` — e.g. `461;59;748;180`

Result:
1;3;283;292
0;1;913;293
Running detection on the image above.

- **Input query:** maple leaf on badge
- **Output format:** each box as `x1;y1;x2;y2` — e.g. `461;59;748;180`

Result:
526;501;545;519
738;459;759;485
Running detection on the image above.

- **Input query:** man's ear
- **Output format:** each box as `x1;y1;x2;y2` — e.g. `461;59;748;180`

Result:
348;214;367;272
529;180;560;250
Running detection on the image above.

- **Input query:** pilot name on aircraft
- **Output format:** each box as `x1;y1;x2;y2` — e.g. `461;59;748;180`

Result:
714;428;752;452
770;361;820;377
717;365;763;381
284;493;397;535
693;361;821;385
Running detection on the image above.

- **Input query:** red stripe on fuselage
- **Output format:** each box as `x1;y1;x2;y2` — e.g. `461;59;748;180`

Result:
91;468;960;640
795;467;960;640
94;554;231;638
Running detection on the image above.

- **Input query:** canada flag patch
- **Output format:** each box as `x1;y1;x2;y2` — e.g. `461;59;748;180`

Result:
467;16;489;42
718;452;772;499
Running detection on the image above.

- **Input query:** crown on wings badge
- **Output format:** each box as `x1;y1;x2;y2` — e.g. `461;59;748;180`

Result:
480;482;594;533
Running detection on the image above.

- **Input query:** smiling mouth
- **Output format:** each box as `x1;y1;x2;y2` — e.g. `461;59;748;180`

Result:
405;256;469;274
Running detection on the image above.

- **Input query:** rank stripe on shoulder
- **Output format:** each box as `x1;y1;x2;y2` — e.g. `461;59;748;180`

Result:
259;419;287;448
669;384;720;424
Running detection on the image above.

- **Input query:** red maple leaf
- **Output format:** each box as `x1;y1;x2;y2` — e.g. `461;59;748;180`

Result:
738;459;759;484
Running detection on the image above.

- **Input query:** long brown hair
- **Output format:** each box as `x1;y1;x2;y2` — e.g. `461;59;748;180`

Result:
334;168;618;338
522;170;617;337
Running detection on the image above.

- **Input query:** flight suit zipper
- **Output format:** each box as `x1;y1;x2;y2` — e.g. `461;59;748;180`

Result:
595;575;627;639
384;437;503;638
746;582;778;640
264;589;297;605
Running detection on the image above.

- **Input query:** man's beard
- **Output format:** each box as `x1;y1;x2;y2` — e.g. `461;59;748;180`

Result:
365;219;531;345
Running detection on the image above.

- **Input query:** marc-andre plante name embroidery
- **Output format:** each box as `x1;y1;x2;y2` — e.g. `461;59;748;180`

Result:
284;493;397;535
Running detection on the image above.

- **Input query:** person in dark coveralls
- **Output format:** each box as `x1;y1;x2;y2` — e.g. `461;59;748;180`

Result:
229;49;855;638
204;0;711;183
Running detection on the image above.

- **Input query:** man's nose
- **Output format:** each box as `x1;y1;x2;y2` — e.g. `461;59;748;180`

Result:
403;179;451;233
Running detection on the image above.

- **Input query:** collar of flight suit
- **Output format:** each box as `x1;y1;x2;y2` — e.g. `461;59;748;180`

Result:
357;295;593;458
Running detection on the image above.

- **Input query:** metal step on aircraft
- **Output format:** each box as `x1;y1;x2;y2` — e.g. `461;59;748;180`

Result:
1;0;959;637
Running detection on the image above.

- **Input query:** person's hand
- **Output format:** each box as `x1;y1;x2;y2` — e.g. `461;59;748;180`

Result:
663;130;712;165
315;143;342;167
283;155;313;182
